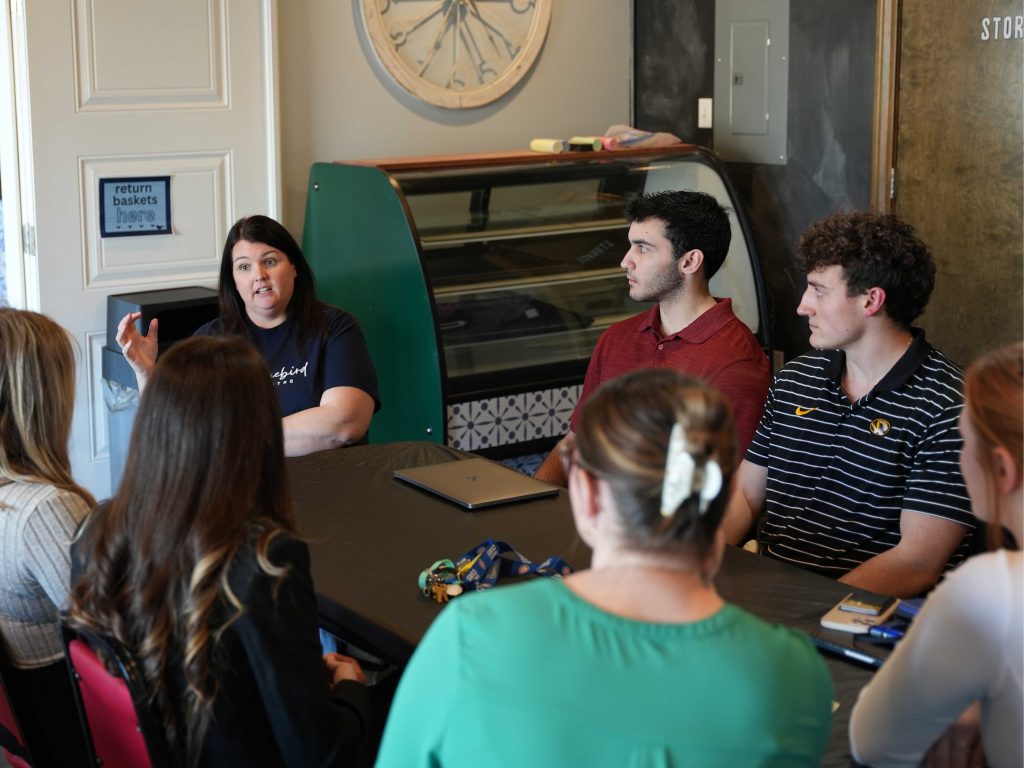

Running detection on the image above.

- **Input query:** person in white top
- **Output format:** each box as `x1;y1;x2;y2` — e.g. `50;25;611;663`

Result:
849;342;1023;768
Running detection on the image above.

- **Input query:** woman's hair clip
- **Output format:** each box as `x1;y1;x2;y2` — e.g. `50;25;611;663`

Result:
660;422;723;518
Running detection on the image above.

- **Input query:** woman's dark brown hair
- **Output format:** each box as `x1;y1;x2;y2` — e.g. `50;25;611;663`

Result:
217;215;324;348
69;336;295;761
574;368;736;558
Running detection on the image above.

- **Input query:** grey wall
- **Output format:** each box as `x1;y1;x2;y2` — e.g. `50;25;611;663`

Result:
634;0;876;361
278;0;632;241
634;0;715;147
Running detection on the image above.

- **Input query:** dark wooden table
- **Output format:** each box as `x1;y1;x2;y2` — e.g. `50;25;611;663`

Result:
289;442;873;767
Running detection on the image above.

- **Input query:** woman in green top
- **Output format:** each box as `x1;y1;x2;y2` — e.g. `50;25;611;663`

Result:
376;369;833;767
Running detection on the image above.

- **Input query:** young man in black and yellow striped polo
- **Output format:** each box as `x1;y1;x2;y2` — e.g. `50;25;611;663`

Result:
722;211;972;598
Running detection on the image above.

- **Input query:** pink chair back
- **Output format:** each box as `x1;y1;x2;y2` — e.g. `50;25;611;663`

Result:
67;638;151;768
65;634;166;768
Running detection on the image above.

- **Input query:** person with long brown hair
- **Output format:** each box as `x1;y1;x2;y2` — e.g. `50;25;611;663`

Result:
115;215;380;456
69;335;370;766
0;307;93;766
377;369;832;766
850;342;1023;767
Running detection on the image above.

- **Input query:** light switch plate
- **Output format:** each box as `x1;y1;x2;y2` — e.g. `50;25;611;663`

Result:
698;97;713;129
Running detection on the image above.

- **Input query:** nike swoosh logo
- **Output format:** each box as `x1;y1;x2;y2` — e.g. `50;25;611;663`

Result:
794;406;818;416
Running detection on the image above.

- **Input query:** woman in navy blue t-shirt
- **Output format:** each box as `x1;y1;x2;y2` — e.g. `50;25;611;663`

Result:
115;215;379;456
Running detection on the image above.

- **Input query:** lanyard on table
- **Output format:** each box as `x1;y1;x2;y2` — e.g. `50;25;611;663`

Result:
458;538;572;588
418;538;573;603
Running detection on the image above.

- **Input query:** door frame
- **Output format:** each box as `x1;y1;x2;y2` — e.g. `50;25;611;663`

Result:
871;0;900;213
0;0;29;308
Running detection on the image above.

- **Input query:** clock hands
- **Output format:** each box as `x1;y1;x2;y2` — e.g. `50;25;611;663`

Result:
457;13;497;85
406;0;505;87
450;5;466;88
372;0;545;100
413;1;460;76
465;0;524;60
386;1;445;47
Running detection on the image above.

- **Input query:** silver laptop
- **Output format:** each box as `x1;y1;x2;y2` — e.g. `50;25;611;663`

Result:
393;457;559;510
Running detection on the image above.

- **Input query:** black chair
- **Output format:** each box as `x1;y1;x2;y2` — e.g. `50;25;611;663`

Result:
0;639;33;768
61;624;174;768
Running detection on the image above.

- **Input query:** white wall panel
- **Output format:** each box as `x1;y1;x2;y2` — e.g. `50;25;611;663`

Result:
74;0;227;110
79;151;229;288
85;330;109;462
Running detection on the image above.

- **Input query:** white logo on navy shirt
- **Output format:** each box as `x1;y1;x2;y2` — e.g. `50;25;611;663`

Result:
271;362;309;386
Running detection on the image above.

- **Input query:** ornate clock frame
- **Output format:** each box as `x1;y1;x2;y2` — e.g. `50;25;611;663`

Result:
360;0;553;109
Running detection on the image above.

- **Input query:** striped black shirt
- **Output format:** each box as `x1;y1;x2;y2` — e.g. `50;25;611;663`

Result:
746;331;973;577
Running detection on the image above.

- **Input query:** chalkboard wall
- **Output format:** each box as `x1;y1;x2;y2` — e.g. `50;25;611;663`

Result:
634;0;876;361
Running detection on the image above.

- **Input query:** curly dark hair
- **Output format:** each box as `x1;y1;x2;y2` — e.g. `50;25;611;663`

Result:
796;211;936;326
624;191;732;281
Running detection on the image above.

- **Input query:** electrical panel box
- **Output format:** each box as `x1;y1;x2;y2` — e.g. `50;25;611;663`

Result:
713;0;790;165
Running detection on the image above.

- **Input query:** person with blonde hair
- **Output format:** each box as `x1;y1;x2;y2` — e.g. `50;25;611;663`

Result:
850;342;1023;767
69;336;370;766
0;307;93;766
378;368;832;766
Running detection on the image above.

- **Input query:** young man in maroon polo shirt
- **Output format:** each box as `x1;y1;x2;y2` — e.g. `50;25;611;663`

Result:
534;190;771;487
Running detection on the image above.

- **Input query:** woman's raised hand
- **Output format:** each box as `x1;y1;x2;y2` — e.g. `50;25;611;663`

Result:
116;311;159;388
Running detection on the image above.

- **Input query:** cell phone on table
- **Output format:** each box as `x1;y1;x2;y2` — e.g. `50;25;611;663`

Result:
821;592;899;634
837;590;897;616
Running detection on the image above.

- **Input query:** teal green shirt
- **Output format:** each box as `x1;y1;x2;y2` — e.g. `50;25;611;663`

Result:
377;578;833;767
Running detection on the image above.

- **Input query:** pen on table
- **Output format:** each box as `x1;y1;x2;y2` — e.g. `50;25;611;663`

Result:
868;624;904;640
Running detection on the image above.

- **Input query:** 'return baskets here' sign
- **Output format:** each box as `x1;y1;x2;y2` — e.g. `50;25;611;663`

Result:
99;176;172;237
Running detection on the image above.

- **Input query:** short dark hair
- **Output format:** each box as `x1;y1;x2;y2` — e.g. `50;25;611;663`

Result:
218;215;323;347
624;190;732;280
796;211;936;327
574;368;736;559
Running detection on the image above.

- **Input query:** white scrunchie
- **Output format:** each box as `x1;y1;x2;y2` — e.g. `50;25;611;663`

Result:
660;422;723;517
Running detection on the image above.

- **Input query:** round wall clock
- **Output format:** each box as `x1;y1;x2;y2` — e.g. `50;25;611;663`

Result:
360;0;552;109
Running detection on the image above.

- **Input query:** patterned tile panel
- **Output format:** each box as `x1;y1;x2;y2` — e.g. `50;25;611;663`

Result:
447;385;582;452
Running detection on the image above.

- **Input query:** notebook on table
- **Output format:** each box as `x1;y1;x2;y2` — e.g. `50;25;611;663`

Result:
795;619;895;668
393;457;559;510
794;592;922;668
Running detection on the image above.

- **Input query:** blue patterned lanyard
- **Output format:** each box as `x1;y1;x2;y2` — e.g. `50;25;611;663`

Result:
419;538;573;603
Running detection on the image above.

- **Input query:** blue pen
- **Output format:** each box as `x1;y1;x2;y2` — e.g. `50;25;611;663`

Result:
868;623;905;640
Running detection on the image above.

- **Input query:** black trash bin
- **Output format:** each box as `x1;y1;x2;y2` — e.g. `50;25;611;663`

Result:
102;287;218;490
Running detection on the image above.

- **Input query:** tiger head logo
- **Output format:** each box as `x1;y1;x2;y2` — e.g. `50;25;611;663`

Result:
869;418;891;437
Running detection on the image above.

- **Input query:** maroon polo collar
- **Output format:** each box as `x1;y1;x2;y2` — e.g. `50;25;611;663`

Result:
640;298;736;343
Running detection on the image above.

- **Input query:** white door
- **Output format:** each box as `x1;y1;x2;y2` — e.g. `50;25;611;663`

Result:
3;0;279;497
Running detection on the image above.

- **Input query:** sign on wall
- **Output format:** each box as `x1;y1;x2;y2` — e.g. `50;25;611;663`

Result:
99;176;171;237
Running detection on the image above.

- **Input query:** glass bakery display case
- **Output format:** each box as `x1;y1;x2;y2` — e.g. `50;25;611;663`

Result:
303;146;769;456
